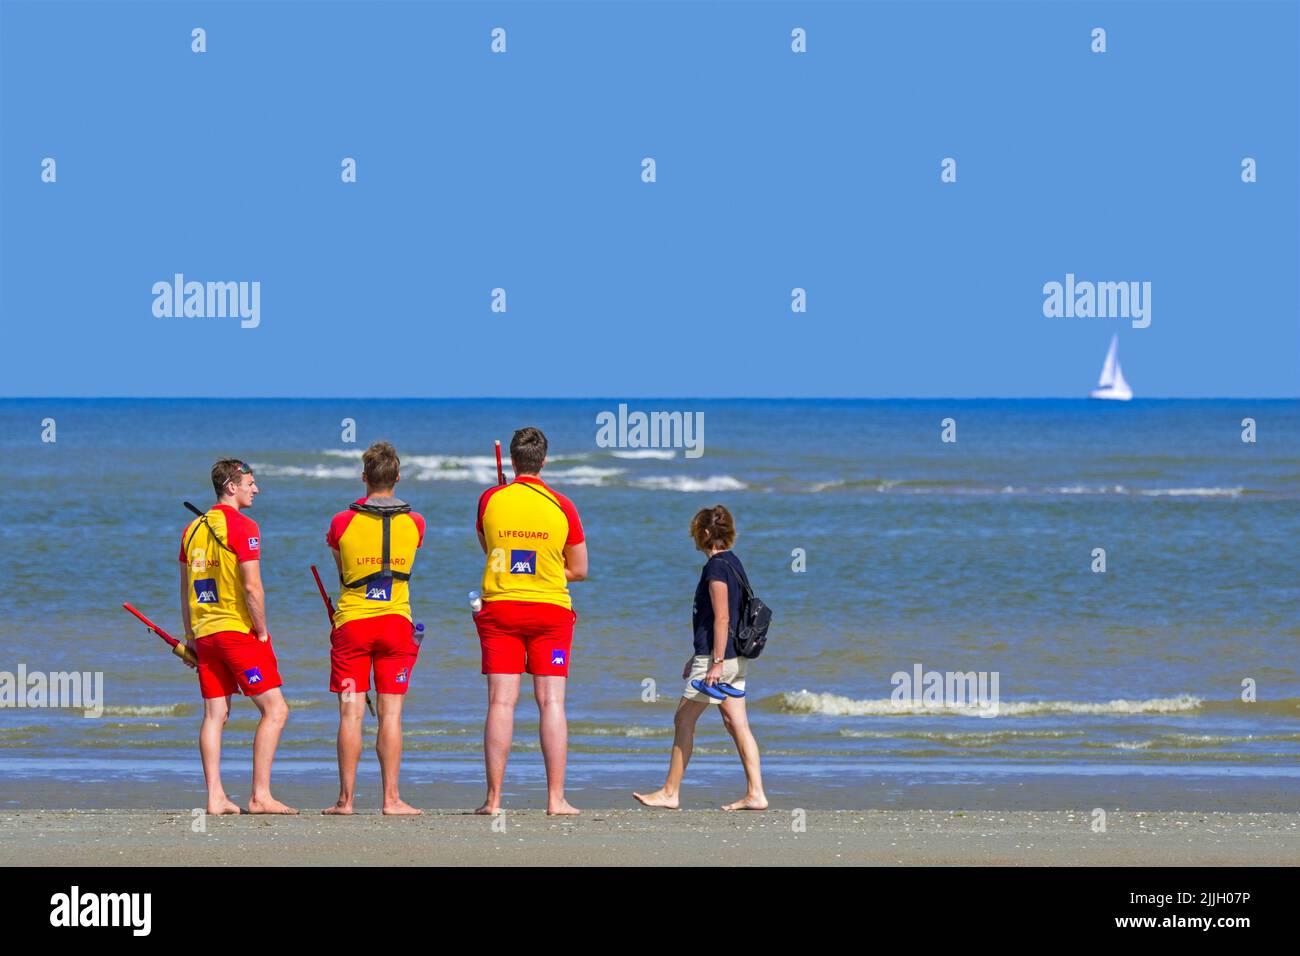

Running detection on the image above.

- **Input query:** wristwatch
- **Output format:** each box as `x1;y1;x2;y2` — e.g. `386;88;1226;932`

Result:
712;657;724;664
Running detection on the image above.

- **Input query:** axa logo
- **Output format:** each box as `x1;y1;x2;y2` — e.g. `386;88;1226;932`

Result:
509;550;537;574
243;667;263;685
193;579;218;603
396;668;408;684
551;649;567;666
365;579;392;601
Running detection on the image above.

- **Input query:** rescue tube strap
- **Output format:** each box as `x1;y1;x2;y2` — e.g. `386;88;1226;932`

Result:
184;511;236;556
517;480;568;517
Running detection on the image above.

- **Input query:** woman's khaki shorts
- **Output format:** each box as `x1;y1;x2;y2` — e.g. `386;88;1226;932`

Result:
682;654;748;704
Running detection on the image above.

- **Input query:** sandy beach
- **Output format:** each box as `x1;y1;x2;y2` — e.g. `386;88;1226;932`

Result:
1;809;1296;867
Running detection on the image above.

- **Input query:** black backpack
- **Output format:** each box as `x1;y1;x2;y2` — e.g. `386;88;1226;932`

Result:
730;559;773;659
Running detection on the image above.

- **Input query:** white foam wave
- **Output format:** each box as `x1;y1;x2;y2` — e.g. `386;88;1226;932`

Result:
263;453;610;486
256;455;616;486
1048;485;1243;498
1137;487;1244;498
809;478;904;493
101;704;193;717
610;450;677;460
410;467;499;483
808;480;843;492
631;475;747;493
249;463;356;479
406;464;624;486
323;450;590;465
804;481;1247;498
579;725;671;738
404;454;499;469
550;466;624;479
778;690;1204;717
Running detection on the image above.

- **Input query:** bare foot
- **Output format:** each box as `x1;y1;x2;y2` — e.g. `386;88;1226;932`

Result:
382;800;423;816
546;799;580;816
322;800;353;815
722;795;769;811
247;795;299;815
632;789;680;809
474;800;501;815
207;797;242;815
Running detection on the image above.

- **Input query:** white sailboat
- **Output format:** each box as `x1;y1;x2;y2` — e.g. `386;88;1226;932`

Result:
1089;334;1133;401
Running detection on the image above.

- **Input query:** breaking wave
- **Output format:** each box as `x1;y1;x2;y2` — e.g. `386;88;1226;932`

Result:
630;475;747;493
773;690;1206;717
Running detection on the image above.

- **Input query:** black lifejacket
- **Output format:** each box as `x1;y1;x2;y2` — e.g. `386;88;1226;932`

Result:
341;497;415;591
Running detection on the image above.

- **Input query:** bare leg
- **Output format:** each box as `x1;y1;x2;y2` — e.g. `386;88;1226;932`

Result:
200;696;240;814
323;693;365;814
633;697;708;809
477;674;520;814
246;687;297;814
719;696;768;810
377;692;420;814
535;674;577;815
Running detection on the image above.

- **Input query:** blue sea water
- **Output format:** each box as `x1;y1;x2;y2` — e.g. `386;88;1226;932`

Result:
0;399;1296;810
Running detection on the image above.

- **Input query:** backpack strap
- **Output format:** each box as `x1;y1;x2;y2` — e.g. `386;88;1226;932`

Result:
722;551;755;601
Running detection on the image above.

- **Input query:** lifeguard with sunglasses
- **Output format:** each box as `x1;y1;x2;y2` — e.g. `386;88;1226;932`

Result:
179;458;296;815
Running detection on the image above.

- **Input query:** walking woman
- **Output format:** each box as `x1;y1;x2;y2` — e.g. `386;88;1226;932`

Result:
634;505;768;811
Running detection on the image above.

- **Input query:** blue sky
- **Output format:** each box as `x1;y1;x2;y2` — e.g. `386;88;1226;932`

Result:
2;1;1296;398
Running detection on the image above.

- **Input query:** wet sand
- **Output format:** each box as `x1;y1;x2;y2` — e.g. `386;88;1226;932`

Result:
1;809;1296;866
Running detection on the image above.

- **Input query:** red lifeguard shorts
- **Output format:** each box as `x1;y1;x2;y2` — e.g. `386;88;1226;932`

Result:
329;614;420;695
196;630;283;699
475;600;576;677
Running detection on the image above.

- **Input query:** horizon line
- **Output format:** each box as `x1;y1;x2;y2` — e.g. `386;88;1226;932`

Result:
2;395;1297;402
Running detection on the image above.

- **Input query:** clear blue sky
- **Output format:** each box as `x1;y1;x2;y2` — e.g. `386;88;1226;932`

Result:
2;1;1296;397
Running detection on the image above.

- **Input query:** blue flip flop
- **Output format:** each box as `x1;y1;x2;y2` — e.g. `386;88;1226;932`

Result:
715;682;746;699
690;679;728;701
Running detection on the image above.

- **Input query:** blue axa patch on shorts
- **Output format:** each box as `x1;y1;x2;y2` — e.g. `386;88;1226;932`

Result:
550;649;567;666
243;667;263;685
396;668;408;684
510;550;537;574
193;578;218;603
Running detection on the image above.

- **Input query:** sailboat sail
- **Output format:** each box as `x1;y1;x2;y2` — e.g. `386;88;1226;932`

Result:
1098;337;1118;387
1110;357;1129;393
1089;335;1133;400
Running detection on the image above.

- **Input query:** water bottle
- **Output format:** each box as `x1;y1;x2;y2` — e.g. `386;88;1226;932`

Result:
468;590;483;615
413;622;425;646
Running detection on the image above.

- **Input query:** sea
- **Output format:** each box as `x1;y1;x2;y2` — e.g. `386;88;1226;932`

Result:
0;398;1296;812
